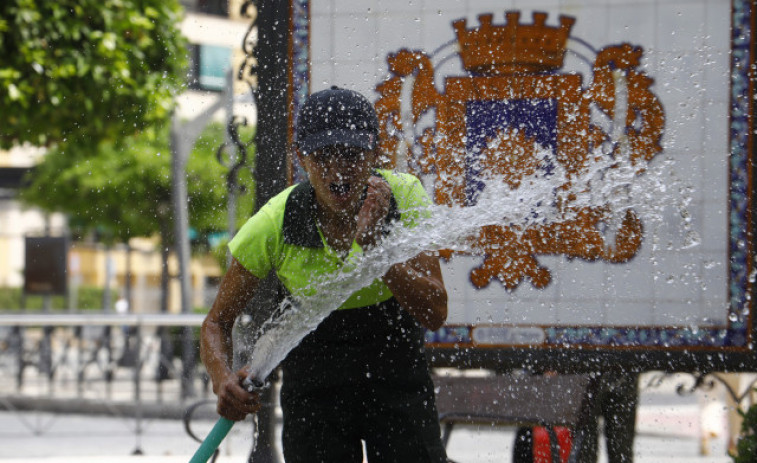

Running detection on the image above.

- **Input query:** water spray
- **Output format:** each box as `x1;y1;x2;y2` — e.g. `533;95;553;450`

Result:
188;146;689;462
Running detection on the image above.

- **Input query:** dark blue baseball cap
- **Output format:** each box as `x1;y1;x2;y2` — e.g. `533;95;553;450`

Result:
295;86;379;156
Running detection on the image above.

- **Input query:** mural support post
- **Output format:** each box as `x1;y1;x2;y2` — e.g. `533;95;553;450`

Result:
246;1;291;461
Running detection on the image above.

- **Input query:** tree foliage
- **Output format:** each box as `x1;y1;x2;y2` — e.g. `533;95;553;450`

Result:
0;0;187;149
20;123;256;246
733;397;757;463
0;285;105;311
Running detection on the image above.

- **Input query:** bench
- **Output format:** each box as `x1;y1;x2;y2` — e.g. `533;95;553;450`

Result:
433;373;597;463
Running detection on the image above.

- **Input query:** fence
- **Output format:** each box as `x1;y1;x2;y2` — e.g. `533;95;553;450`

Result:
0;313;213;415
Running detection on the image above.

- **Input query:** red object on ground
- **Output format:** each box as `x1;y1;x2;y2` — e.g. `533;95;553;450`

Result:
532;426;573;463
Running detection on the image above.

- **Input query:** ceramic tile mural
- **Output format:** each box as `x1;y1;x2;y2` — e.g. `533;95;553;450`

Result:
290;0;752;352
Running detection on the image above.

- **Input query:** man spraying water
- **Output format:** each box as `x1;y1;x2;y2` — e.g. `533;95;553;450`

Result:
200;86;449;462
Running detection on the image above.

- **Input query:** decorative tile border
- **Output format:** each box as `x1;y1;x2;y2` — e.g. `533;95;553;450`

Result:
725;0;753;348
424;325;736;348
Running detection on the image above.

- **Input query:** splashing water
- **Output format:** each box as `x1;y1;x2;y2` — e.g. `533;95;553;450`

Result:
243;145;695;386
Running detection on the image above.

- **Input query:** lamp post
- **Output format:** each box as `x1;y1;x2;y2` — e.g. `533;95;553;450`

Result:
170;86;227;399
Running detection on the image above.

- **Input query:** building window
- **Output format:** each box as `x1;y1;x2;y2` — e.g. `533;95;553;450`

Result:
198;0;228;16
180;0;229;17
187;44;232;92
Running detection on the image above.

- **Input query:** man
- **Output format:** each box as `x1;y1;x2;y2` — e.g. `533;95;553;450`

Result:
201;86;449;462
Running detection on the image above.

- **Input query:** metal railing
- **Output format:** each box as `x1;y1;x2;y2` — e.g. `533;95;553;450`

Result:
0;312;218;453
0;313;221;454
0;312;284;460
0;312;209;402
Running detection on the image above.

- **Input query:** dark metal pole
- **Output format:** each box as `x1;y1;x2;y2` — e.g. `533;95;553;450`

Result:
170;123;196;400
254;0;290;208
132;324;144;455
248;1;290;461
13;325;24;391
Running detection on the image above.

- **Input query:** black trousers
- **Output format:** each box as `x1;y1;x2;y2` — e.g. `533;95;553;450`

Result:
576;372;639;463
281;381;447;463
279;300;447;463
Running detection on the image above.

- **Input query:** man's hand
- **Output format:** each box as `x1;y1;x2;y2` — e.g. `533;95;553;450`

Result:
356;176;392;249
201;259;261;421
213;367;262;421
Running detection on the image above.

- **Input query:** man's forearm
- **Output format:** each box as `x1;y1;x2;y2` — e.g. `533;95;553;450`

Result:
201;258;260;391
382;253;447;330
201;316;237;390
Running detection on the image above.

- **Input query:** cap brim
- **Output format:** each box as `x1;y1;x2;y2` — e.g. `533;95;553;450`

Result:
298;129;376;155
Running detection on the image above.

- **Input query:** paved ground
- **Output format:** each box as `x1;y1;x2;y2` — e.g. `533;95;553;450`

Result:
0;412;734;463
0;373;740;462
0;403;733;462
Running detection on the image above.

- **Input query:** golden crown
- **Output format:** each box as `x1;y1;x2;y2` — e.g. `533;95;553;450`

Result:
453;11;575;75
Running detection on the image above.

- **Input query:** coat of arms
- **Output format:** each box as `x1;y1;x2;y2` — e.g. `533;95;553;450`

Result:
375;11;666;290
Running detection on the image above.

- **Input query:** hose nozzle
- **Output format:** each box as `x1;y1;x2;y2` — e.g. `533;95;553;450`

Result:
242;377;267;393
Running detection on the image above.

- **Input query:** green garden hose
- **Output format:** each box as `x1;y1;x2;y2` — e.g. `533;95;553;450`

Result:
188;379;266;463
188;417;235;463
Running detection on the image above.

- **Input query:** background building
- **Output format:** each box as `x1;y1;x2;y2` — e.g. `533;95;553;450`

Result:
0;0;254;313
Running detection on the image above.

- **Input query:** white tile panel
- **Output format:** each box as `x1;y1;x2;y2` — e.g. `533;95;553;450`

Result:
698;253;728;317
310;0;334;17
309;22;334;66
653;302;699;327
704;0;732;50
702;50;731;105
654;1;707;52
512;0;562;9
554;301;608;326
304;0;737;334
590;0;656;5
420;9;469;55
322;59;386;96
553;259;609;301
423;0;472;12
309;60;334;93
515;300;560;325
377;12;425;47
562;5;610;49
332;14;379;62
603;302;656;327
332;0;379;14
657;66;706;150
698;297;729;327
699;197;727;254
607;3;657;46
469;0;517;13
699;159;728;205
606;257;657;302
652;251;704;302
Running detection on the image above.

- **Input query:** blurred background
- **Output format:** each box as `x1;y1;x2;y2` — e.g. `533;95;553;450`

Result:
1;1;755;462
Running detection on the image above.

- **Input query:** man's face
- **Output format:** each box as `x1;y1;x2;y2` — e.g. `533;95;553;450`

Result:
300;145;376;217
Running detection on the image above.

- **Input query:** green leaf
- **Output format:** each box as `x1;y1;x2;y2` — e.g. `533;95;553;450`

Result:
8;83;21;101
0;0;188;150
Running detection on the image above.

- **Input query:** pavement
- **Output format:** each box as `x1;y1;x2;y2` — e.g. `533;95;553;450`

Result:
0;373;739;463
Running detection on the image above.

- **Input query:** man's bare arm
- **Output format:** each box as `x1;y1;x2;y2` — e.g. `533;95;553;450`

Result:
200;257;261;421
382;251;448;331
